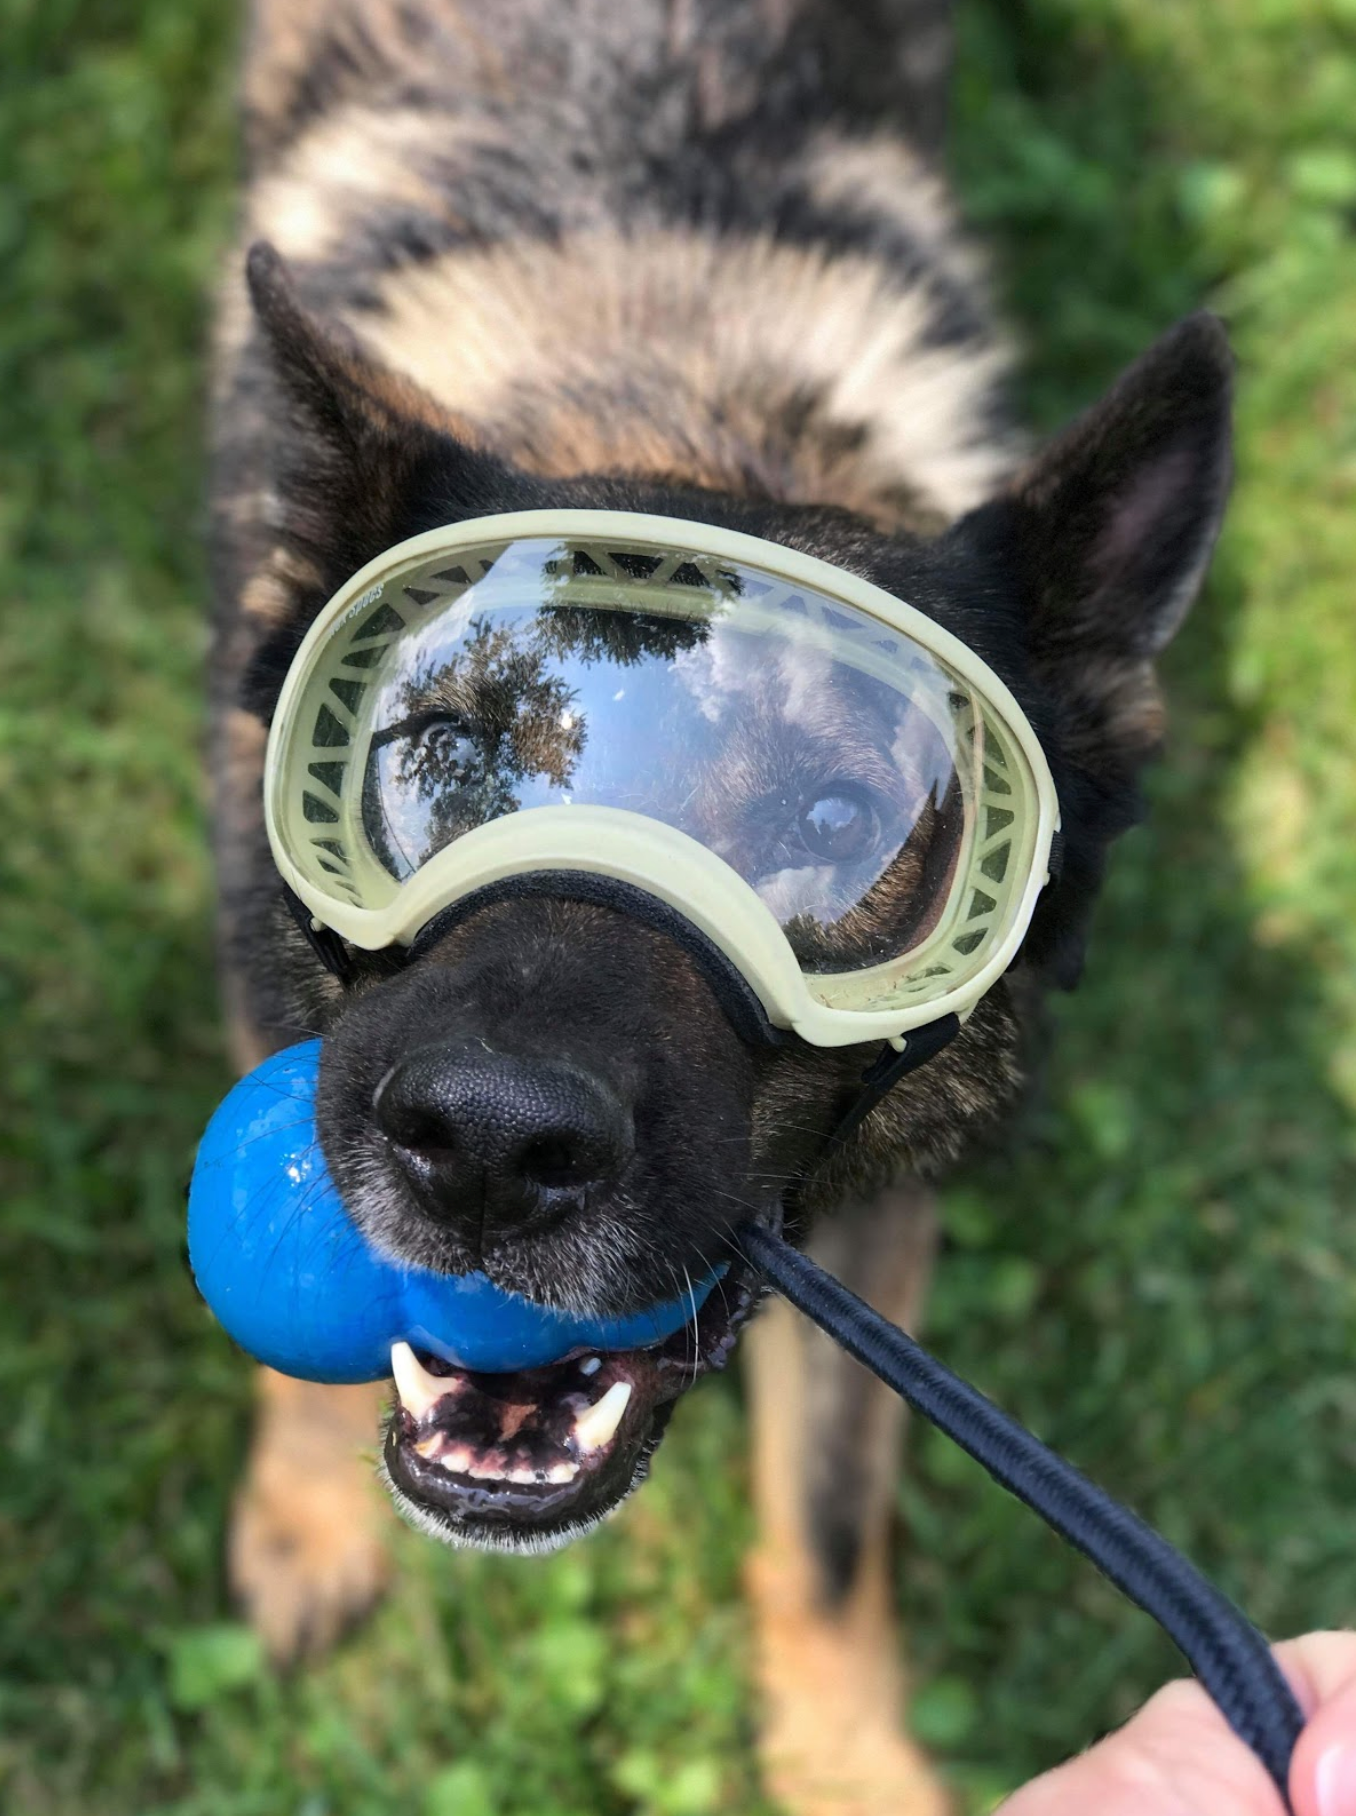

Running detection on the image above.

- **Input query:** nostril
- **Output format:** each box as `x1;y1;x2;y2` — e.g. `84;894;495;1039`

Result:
519;1132;599;1191
374;1089;456;1159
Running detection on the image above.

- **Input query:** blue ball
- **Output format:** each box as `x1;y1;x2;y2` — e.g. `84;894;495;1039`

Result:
187;1041;722;1383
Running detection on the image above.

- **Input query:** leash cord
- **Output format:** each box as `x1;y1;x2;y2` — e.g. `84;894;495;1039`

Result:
735;1218;1304;1808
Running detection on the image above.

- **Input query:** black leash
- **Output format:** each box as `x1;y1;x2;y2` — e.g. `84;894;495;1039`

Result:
286;876;1305;1796
734;1218;1304;1807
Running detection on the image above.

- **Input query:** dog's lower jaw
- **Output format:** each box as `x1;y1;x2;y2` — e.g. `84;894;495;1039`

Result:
379;1431;663;1556
375;1227;772;1549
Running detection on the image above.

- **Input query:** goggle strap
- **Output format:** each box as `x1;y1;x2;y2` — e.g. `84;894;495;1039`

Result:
281;883;356;984
735;1218;1304;1810
824;1014;963;1153
283;875;963;1160
281;876;962;1117
403;871;794;1052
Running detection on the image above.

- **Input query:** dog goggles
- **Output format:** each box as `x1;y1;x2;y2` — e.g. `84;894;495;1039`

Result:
266;511;1059;1044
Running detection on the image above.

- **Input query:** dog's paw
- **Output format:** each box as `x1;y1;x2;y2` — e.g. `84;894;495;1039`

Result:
747;1546;952;1816
229;1371;392;1663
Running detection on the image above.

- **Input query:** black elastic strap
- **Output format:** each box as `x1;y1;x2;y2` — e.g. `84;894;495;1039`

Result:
282;883;355;983
280;869;951;1119
404;870;792;1051
735;1219;1305;1808
823;1013;962;1151
285;871;788;1050
284;868;960;1136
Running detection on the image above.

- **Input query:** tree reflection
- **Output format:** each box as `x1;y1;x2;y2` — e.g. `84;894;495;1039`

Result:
534;604;708;669
363;603;711;876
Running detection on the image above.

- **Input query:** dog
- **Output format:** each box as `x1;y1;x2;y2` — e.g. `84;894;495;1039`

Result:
207;3;1232;1809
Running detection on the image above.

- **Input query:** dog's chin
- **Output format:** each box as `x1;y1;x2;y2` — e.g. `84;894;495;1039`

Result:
378;1256;764;1552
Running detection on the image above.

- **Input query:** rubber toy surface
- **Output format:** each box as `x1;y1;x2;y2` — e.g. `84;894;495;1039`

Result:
188;1042;722;1384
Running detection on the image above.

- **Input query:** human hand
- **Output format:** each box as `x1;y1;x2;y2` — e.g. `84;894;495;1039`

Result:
999;1632;1356;1816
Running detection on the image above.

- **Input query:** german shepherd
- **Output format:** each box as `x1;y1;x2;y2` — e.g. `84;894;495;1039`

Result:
208;3;1232;1809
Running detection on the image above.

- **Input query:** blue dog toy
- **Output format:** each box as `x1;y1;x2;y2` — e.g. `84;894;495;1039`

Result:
187;1042;722;1383
187;1055;1306;1799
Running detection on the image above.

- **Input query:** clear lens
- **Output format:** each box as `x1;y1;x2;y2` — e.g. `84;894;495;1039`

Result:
279;531;1037;1000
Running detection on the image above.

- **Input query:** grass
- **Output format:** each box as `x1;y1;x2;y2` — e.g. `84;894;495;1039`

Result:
2;1;1355;1812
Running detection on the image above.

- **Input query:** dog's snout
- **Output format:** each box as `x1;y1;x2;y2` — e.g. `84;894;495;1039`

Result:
374;1044;633;1244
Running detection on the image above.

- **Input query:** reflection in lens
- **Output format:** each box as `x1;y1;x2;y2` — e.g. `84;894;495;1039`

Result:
362;616;588;877
354;540;974;971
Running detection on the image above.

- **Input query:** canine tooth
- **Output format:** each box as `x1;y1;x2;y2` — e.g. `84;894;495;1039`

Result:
572;1381;631;1452
413;1434;443;1460
579;1356;602;1376
547;1461;580;1484
391;1341;450;1424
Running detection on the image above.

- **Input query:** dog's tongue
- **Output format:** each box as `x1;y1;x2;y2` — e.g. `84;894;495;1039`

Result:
391;1342;637;1487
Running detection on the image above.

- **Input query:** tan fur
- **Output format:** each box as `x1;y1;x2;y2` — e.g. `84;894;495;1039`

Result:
230;1369;393;1660
1078;656;1167;763
241;0;341;155
744;1184;949;1816
212;700;270;893
238;543;326;625
803;135;989;312
251;106;476;262
211;97;481;390
346;224;1014;518
217;707;268;825
241;0;509;160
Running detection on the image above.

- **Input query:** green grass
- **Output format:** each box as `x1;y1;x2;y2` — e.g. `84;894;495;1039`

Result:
3;2;1355;1812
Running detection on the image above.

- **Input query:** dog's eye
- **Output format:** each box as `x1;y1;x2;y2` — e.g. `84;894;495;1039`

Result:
795;786;881;863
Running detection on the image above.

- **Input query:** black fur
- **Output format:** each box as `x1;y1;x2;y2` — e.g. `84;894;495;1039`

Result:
211;0;1232;1558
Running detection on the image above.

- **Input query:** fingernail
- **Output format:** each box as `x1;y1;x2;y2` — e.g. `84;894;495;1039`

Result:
1316;1742;1356;1816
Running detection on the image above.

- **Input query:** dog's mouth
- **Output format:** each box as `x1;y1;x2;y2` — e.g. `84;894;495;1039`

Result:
381;1256;762;1550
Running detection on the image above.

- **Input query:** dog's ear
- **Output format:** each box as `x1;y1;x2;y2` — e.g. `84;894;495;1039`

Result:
245;241;509;592
960;315;1232;987
969;313;1233;778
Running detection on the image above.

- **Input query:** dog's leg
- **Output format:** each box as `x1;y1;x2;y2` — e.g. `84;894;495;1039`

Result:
745;1180;949;1816
222;1011;393;1661
230;1367;393;1661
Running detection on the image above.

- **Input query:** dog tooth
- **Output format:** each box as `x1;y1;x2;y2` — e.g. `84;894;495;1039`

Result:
391;1341;452;1424
470;1453;515;1482
547;1461;580;1483
579;1356;602;1377
413;1434;443;1460
572;1380;632;1452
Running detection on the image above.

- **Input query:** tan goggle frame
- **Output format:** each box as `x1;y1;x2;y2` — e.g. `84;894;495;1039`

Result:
265;511;1061;1047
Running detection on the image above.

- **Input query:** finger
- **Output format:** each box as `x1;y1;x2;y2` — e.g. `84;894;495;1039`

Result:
999;1633;1356;1816
998;1675;1286;1816
1283;1634;1356;1816
997;1672;1285;1816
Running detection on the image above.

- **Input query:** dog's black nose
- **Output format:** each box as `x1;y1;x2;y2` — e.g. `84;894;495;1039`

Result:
373;1044;633;1243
